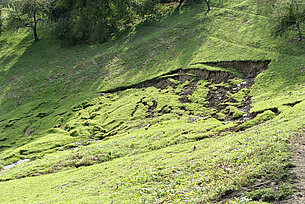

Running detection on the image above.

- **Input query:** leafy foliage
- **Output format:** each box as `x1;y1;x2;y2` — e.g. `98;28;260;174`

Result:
273;0;305;41
0;8;2;34
2;0;51;41
52;0;162;45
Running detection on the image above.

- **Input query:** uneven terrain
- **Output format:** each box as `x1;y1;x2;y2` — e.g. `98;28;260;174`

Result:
0;1;304;203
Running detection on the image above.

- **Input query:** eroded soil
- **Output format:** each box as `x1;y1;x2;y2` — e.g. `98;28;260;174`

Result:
100;60;272;131
1;60;279;181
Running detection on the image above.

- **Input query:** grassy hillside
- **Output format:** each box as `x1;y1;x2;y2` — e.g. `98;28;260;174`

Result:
0;0;304;203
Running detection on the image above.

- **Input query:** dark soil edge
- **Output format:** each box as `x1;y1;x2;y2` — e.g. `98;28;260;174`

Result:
193;60;271;78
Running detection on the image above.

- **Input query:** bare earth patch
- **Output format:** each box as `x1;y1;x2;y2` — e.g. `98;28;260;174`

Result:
280;131;305;204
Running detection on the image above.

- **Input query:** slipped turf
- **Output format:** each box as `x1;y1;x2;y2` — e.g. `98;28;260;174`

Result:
0;0;304;203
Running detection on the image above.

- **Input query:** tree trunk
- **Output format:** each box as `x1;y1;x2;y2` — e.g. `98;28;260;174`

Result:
33;11;39;41
204;0;211;11
177;0;184;9
33;24;39;41
296;22;302;41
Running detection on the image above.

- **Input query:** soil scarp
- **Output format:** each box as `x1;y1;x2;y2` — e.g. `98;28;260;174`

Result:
99;60;274;129
193;60;271;78
250;107;281;118
101;67;237;94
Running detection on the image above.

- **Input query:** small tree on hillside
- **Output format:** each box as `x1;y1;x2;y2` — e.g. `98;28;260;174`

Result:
177;0;184;9
3;0;50;41
274;0;305;41
176;0;212;11
203;0;211;11
0;8;2;34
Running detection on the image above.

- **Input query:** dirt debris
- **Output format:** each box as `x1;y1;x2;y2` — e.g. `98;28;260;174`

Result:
103;60;277;130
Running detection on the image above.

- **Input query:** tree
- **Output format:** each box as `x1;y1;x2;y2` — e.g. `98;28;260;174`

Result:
0;8;2;34
3;0;50;41
53;0;161;44
177;0;184;9
175;0;212;11
203;0;211;11
274;0;305;41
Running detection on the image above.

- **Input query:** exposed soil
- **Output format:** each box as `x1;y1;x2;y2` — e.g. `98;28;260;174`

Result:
195;60;271;78
101;60;270;92
279;131;305;204
101;67;237;94
250;107;281;118
216;130;305;204
131;97;159;118
207;80;253;122
103;60;275;127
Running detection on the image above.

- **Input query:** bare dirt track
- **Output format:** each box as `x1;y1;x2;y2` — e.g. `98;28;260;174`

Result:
279;131;305;204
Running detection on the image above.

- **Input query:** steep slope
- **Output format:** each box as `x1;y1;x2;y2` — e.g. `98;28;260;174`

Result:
0;1;304;203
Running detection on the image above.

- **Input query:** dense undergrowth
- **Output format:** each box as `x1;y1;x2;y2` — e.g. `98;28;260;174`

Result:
0;0;304;203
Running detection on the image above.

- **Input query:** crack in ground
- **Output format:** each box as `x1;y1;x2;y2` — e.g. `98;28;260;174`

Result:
100;68;237;94
284;100;303;107
193;60;271;78
100;60;276;132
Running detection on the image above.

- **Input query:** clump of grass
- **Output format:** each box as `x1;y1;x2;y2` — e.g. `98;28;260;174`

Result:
227;88;250;103
245;184;294;202
216;112;227;120
225;106;245;119
239;110;275;130
229;78;244;85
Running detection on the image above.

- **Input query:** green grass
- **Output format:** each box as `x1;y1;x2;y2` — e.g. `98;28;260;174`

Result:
0;0;304;203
